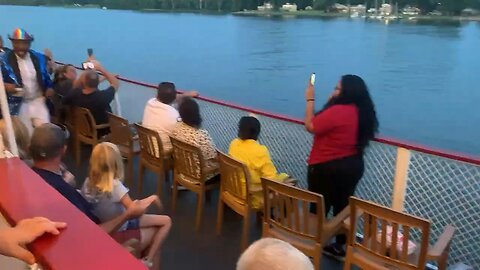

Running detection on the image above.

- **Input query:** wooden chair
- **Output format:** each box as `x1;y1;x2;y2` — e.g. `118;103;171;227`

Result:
170;137;220;231
261;178;350;270
72;107;110;166
134;124;172;199
344;197;455;270
108;113;140;187
216;151;261;250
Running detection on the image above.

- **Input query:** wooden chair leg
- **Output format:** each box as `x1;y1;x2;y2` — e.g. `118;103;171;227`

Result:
241;211;250;251
437;251;449;270
195;191;204;232
75;138;81;167
138;163;145;195
216;197;224;235
343;246;352;270
171;178;178;212
313;251;321;270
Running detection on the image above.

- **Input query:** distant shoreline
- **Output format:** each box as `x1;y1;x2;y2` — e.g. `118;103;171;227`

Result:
2;4;480;22
232;10;480;21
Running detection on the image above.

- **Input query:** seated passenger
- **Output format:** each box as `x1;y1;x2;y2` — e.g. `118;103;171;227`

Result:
142;82;198;155
29;124;157;264
0;116;31;162
82;142;172;269
229;116;290;209
171;97;219;180
237;238;314;270
63;59;119;137
52;64;77;123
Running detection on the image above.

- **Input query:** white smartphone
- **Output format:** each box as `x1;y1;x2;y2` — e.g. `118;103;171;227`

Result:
82;61;95;70
310;73;316;86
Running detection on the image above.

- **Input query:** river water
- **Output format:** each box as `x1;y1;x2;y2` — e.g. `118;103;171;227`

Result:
0;5;479;155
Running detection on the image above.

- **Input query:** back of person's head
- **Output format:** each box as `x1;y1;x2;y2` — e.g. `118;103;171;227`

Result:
0;116;30;160
157;82;177;105
236;238;314;270
53;64;72;84
84;70;100;89
325;74;379;152
30;123;66;162
179;97;202;128
238;116;261;141
88;142;124;193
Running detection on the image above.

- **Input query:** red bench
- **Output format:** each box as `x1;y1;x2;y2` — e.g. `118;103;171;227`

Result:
0;158;146;270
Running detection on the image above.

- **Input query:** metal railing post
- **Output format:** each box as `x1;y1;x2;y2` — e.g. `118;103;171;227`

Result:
392;147;411;211
0;71;18;157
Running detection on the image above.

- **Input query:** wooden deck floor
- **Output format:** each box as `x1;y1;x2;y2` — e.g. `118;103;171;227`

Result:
65;147;343;270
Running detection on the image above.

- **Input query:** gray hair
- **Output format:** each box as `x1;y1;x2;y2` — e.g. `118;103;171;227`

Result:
236;238;314;270
84;70;99;88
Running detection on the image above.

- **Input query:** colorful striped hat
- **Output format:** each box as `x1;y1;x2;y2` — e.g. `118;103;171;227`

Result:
8;28;34;41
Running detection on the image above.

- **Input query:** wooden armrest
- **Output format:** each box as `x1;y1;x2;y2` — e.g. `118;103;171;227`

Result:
95;123;110;129
427;225;455;259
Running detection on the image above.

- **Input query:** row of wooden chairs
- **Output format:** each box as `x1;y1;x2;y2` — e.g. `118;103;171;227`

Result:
68;109;455;270
261;179;455;270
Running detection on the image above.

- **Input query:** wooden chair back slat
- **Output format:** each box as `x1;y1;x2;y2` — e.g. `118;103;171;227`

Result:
402;226;411;261
217;152;250;203
135;124;165;165
347;197;431;269
108;113;133;148
390;223;399;259
380;218;388;254
73;107;96;139
170;137;204;184
262;179;324;243
370;216;378;252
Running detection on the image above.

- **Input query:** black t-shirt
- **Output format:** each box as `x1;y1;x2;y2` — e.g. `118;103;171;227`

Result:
32;167;100;224
64;86;115;125
54;79;73;98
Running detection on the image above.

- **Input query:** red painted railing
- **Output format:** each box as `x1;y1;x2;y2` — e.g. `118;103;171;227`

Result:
59;61;480;166
117;74;480;166
0;158;146;270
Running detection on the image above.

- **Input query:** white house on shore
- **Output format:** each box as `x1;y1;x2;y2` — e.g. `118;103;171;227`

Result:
402;6;421;15
257;2;274;11
281;3;298;12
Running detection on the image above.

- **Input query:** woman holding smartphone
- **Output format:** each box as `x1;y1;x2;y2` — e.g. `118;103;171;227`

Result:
304;74;378;259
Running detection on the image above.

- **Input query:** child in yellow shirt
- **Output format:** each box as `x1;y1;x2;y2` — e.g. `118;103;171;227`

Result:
229;116;289;209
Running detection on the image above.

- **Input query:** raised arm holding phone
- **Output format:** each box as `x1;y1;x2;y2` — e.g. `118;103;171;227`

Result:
304;74;378;260
63;51;120;137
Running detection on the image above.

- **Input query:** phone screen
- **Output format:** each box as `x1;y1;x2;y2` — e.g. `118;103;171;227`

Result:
82;62;94;70
310;73;316;86
87;48;93;57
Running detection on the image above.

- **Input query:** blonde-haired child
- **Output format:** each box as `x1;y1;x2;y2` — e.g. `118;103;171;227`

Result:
81;142;171;269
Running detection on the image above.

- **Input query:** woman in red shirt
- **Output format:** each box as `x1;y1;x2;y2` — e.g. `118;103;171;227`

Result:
304;74;378;259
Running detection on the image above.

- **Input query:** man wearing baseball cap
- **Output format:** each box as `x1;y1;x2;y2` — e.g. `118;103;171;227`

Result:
1;28;54;134
30;123;159;256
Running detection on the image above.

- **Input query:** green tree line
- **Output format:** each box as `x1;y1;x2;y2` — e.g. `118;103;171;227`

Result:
0;0;479;14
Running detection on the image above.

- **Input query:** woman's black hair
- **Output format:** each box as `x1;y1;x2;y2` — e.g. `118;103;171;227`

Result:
157;82;177;105
321;75;379;152
238;116;261;140
179;97;202;128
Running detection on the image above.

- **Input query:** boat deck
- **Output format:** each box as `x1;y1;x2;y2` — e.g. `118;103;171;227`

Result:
65;147;343;270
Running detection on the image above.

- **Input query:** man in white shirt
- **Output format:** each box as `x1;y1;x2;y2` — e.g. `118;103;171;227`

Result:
2;29;54;134
142;82;198;155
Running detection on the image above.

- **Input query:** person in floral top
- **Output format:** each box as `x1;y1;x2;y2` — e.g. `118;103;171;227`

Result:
171;97;218;181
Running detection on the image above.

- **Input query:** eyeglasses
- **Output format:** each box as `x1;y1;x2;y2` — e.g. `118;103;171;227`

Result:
335;87;341;91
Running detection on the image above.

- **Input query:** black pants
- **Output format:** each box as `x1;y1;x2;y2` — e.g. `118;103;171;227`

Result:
308;154;364;245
